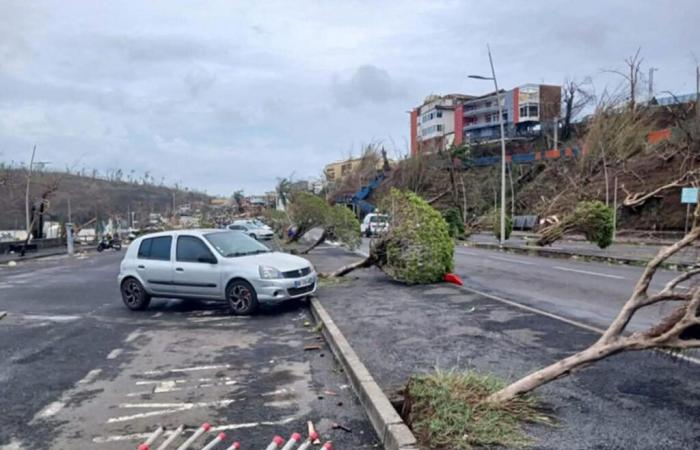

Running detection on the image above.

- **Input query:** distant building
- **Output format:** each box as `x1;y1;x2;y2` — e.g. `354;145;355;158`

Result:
323;156;391;182
410;84;561;156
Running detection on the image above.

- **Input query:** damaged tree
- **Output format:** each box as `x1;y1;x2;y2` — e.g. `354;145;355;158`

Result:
536;200;614;248
489;203;700;403
301;204;360;254
324;189;453;284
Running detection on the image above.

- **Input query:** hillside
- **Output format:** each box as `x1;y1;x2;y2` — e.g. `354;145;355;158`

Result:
0;168;211;230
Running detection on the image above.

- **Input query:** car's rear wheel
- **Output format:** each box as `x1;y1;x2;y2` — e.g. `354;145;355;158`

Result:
121;278;151;311
227;279;259;315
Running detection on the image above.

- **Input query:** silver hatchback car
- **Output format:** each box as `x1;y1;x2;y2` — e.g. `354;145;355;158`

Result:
118;229;317;315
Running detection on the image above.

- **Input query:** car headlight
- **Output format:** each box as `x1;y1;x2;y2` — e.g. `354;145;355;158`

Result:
259;265;283;279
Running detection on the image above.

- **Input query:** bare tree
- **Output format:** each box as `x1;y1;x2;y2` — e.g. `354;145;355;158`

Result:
606;47;644;111
561;78;595;140
489;203;700;403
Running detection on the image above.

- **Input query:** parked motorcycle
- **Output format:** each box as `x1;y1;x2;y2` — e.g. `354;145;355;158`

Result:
97;236;122;252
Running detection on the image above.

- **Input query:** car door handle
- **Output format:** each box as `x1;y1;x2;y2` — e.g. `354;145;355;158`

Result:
175;267;184;272
137;265;145;269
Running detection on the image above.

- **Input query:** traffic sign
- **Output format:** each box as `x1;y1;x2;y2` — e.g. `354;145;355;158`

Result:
681;187;698;204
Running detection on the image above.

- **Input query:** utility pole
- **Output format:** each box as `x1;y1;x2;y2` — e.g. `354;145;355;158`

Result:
648;67;657;102
25;145;36;232
67;197;72;223
696;65;699;121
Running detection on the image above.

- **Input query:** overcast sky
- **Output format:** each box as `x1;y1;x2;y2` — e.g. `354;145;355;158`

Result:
1;1;699;195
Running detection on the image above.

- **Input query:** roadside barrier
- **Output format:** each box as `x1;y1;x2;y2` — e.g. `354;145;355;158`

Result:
137;424;328;450
280;432;302;450
175;422;211;450
200;432;226;450
264;435;285;450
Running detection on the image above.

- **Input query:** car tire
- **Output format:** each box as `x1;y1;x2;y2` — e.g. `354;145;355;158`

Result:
121;278;151;311
227;279;259;315
97;244;104;252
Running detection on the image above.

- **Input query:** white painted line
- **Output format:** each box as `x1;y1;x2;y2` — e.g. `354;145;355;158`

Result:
126;391;153;397
553;266;626;279
78;369;102;385
125;328;143;343
261;388;291;396
459;285;700;365
106;349;123;359
212;416;296;431
107;399;235;423
37;401;65;418
487;255;538;266
152;312;163;318
135;379;187;386
22;314;81;322
142;364;230;376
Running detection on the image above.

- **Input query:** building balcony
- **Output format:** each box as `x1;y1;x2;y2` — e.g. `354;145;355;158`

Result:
464;120;503;131
463;103;500;116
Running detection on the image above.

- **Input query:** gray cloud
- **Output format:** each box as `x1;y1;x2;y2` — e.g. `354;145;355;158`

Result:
332;65;406;107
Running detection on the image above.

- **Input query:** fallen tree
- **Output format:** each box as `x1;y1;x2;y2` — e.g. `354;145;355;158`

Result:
489;203;700;403
286;192;327;242
536;200;614;248
323;189;454;284
301;204;360;254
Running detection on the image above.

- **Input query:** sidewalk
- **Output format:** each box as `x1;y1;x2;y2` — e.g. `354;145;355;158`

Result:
0;244;96;264
468;233;699;269
306;246;700;450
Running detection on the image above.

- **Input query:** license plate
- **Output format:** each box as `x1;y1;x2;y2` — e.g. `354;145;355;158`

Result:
294;276;313;288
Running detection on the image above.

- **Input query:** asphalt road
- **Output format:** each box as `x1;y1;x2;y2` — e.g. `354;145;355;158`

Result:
0;250;378;449
307;246;700;450
359;237;694;333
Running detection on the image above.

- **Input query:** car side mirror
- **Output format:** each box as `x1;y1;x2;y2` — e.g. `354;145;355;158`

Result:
198;255;217;264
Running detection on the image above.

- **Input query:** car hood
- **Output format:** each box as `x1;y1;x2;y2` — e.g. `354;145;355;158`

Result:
226;251;311;272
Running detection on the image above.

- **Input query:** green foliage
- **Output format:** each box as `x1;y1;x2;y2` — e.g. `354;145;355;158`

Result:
287;192;327;237
325;205;361;250
406;370;549;449
374;189;454;284
263;209;291;237
571;200;614;248
442;207;465;238
537;200;614;249
491;209;513;241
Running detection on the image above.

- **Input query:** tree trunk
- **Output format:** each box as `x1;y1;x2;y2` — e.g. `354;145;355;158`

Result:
487;341;625;403
322;255;375;278
301;230;327;254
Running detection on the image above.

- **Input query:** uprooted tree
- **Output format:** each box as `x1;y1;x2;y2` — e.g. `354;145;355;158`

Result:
536;200;614;248
489;203;700;403
324;189;454;284
301;204;360;254
286;192;328;242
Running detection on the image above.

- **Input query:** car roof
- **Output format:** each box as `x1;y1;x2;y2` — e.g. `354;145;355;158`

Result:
134;228;227;240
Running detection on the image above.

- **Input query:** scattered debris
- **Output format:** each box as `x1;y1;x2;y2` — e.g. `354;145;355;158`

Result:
323;390;338;396
332;422;352;433
312;322;324;333
303;344;322;351
303;320;311;327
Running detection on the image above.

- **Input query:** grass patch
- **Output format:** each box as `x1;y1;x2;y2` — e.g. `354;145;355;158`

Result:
404;370;551;449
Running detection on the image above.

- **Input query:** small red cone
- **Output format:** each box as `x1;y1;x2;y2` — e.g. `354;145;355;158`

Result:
443;273;463;286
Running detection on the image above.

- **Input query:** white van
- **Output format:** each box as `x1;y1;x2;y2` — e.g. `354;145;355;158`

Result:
360;213;389;237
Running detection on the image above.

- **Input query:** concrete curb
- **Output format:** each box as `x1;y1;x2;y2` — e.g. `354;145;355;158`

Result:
465;241;695;271
309;297;418;450
0;245;98;265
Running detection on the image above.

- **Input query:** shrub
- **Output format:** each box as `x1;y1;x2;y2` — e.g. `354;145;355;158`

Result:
442;207;465;238
325;205;361;250
374;189;454;284
491;208;513;241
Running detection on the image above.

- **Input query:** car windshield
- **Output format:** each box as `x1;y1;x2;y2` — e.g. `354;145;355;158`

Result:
204;231;271;257
370;215;389;223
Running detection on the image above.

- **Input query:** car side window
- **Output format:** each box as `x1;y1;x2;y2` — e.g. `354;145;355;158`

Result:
137;236;172;261
229;225;245;231
177;236;215;263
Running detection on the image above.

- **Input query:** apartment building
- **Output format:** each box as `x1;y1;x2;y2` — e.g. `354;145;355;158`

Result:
410;84;561;156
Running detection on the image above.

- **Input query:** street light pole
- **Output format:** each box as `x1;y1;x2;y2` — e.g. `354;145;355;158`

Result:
487;45;507;246
468;45;508;245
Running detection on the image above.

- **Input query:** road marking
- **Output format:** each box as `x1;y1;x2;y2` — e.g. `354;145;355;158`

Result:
553;266;626;279
459;285;700;365
22;314;81;322
78;369;102;384
37;401;65;418
106;349;123;359
136;379;187;385
487;255;538;266
125;329;142;343
92;416;298;444
152;312;163;318
107;399;235;423
142;364;230;376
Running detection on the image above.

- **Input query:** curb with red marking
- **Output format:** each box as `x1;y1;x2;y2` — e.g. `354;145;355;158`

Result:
296;432;319;450
322;442;333;450
175;423;211;450
280;432;302;450
201;432;226;450
224;442;241;450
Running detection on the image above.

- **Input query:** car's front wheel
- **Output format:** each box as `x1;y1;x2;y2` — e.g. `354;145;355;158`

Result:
227;279;259;315
121;278;151;311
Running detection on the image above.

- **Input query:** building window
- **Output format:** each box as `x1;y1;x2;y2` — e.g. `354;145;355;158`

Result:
436;111;442;118
341;163;351;175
